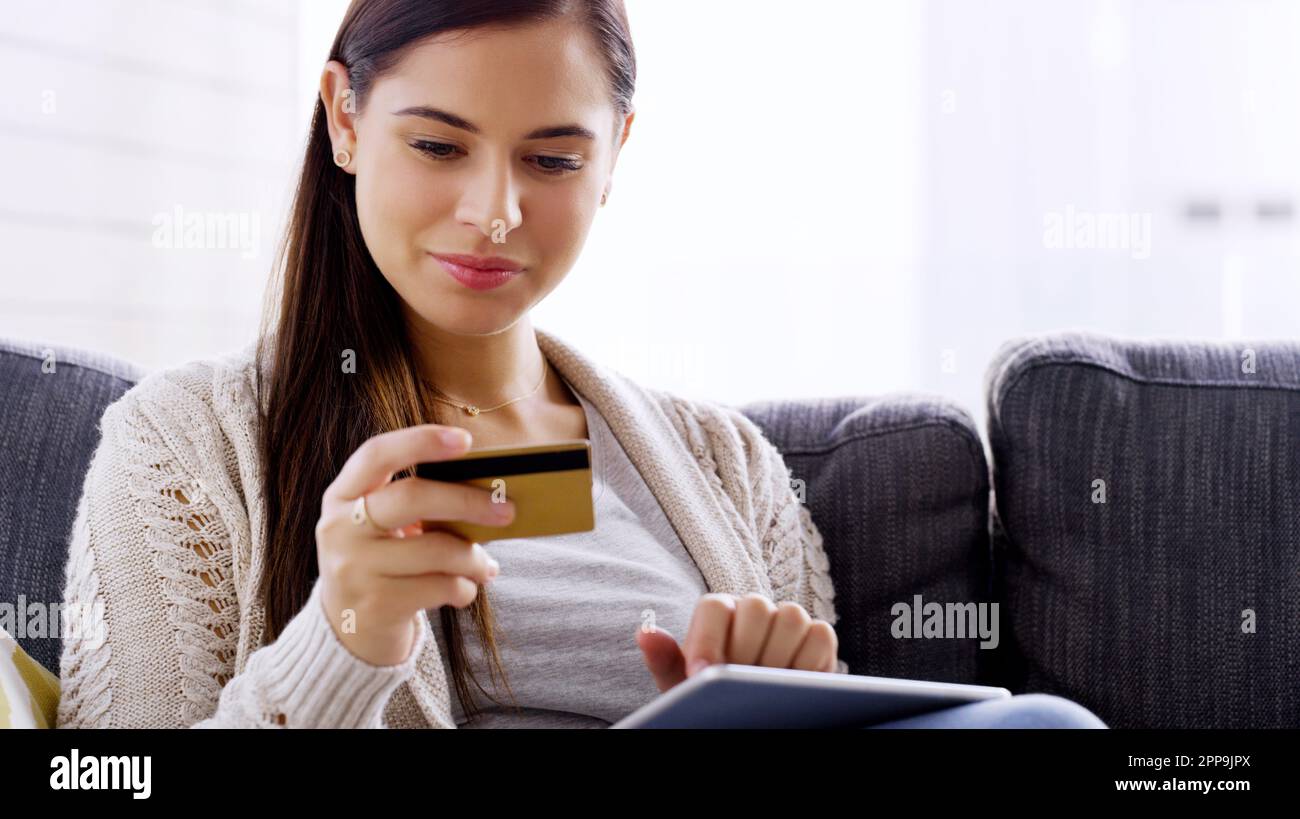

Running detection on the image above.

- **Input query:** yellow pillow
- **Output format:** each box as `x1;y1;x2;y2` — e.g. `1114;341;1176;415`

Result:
0;627;60;728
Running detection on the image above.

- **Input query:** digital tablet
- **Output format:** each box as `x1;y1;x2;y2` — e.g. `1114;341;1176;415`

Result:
611;664;1011;729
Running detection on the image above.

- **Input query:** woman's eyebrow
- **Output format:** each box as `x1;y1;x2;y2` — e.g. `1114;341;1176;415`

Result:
391;105;595;140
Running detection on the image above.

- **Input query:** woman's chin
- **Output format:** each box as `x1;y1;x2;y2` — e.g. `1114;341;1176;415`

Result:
421;304;528;337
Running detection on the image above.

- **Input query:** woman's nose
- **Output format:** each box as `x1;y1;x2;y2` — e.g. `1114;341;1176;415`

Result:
456;160;523;241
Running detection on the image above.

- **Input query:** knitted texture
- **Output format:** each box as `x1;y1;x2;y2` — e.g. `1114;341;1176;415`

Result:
661;396;845;672
56;327;845;728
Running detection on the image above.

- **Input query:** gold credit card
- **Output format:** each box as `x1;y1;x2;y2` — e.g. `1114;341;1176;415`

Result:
414;439;594;543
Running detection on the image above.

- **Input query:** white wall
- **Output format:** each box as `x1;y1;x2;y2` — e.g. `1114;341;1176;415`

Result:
918;0;1300;427
4;1;1296;420
534;0;923;404
0;0;302;369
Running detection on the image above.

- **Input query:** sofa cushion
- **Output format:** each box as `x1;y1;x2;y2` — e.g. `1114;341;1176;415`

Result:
0;625;60;728
986;332;1300;728
0;337;143;675
741;395;992;686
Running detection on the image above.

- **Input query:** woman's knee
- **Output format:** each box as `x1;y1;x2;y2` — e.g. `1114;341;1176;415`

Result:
1002;693;1107;728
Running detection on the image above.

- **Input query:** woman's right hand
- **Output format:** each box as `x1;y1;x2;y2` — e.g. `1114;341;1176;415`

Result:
315;424;514;666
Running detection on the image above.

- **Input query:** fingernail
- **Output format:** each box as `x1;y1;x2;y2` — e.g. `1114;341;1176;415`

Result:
687;658;710;677
486;558;500;582
441;428;470;448
493;502;515;522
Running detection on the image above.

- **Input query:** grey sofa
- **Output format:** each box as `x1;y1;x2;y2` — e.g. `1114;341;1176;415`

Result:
986;334;1300;729
0;339;146;676
2;332;1297;728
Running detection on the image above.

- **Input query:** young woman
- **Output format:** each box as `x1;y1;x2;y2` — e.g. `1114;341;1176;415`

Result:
56;0;1104;729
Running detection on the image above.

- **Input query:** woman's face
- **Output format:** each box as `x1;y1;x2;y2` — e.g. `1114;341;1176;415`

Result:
321;19;633;336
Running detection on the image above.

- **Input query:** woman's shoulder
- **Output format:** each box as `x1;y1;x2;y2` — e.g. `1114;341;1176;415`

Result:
109;337;261;414
541;326;773;463
631;382;789;512
641;384;780;473
98;337;265;470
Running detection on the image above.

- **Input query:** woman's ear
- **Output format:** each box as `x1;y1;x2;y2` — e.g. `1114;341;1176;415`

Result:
617;108;635;152
604;108;635;189
320;60;358;167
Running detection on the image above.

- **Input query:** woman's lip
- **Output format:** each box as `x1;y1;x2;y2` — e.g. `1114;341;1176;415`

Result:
432;253;523;271
430;253;521;291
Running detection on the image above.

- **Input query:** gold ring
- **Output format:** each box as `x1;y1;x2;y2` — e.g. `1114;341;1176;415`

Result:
350;495;383;532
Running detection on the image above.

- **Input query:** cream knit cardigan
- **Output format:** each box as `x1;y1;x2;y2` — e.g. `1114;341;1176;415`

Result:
56;326;845;729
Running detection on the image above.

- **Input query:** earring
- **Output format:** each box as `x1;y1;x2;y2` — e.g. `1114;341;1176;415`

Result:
333;148;352;168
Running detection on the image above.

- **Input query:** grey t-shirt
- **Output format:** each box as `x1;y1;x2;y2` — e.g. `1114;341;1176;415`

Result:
428;380;708;728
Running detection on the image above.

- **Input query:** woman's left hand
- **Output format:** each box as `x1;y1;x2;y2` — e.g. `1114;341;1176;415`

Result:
635;592;840;693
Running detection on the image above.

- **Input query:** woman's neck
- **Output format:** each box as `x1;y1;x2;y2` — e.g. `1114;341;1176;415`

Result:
409;314;545;404
432;372;588;449
407;313;587;447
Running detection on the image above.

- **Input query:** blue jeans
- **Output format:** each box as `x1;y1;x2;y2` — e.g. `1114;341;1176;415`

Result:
868;693;1108;728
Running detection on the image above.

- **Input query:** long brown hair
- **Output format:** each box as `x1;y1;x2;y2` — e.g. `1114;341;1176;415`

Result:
253;0;635;721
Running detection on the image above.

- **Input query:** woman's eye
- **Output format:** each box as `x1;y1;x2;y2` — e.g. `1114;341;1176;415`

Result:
529;155;584;175
409;140;581;175
411;140;461;159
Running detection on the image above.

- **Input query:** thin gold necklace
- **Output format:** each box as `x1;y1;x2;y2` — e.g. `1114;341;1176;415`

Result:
423;357;548;416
